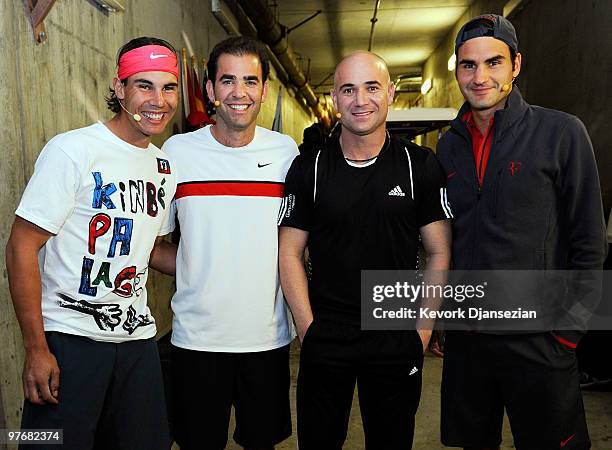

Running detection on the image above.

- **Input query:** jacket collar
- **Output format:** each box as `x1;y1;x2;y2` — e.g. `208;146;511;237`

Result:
451;87;529;140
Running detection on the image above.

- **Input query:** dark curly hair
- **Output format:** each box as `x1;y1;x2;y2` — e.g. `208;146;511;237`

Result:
105;37;177;113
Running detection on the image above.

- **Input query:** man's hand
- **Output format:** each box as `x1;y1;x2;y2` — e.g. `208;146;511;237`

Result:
417;329;433;353
279;227;314;346
6;217;59;404
428;330;445;357
23;347;60;405
149;236;177;276
298;318;314;344
418;219;451;356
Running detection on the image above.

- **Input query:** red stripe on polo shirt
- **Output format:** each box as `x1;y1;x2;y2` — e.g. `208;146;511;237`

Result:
176;181;284;199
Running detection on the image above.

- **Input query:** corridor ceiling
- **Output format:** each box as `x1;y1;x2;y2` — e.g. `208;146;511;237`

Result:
276;0;472;94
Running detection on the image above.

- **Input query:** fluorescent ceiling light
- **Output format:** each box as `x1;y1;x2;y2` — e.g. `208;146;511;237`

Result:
91;0;124;13
421;78;432;95
211;0;240;35
447;54;456;71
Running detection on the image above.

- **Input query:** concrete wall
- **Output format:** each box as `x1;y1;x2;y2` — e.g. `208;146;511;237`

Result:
510;0;612;216
259;84;315;144
0;0;312;431
420;0;611;214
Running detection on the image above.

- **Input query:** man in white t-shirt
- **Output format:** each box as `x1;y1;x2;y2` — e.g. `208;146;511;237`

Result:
5;37;179;449
149;36;298;450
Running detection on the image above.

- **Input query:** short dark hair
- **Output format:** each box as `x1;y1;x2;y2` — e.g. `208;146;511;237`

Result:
105;36;177;113
207;36;270;86
509;47;517;71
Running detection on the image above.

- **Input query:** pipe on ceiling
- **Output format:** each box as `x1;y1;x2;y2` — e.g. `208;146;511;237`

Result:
222;1;291;86
367;0;381;51
236;0;327;124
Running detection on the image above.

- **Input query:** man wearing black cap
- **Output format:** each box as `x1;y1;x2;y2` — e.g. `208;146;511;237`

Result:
436;14;607;450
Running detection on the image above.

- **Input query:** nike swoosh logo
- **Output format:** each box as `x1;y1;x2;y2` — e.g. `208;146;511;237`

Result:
150;53;169;60
560;434;576;448
258;163;272;168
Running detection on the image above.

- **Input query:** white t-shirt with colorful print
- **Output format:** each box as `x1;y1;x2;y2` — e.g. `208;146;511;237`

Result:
16;122;176;342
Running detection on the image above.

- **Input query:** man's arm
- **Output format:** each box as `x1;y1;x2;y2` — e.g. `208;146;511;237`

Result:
149;236;177;276
5;216;59;405
559;117;607;269
279;226;313;342
418;219;452;352
554;117;607;339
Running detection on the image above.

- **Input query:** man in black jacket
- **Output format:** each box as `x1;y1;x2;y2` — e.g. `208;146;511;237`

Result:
436;14;607;450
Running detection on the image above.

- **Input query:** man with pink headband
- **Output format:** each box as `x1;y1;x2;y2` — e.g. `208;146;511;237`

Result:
6;36;179;449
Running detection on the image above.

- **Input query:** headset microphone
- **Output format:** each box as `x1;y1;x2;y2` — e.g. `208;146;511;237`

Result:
501;83;511;92
119;101;141;122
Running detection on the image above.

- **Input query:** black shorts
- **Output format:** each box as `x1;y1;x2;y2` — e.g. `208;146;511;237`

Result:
20;332;170;450
441;332;590;449
297;319;423;450
171;344;291;450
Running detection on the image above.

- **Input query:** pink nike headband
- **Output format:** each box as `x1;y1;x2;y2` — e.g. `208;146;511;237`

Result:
117;45;179;80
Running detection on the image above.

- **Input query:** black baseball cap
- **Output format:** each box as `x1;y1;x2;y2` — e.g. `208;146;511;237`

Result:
455;14;518;54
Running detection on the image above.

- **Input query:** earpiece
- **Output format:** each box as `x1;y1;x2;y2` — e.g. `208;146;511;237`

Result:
119;101;141;122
